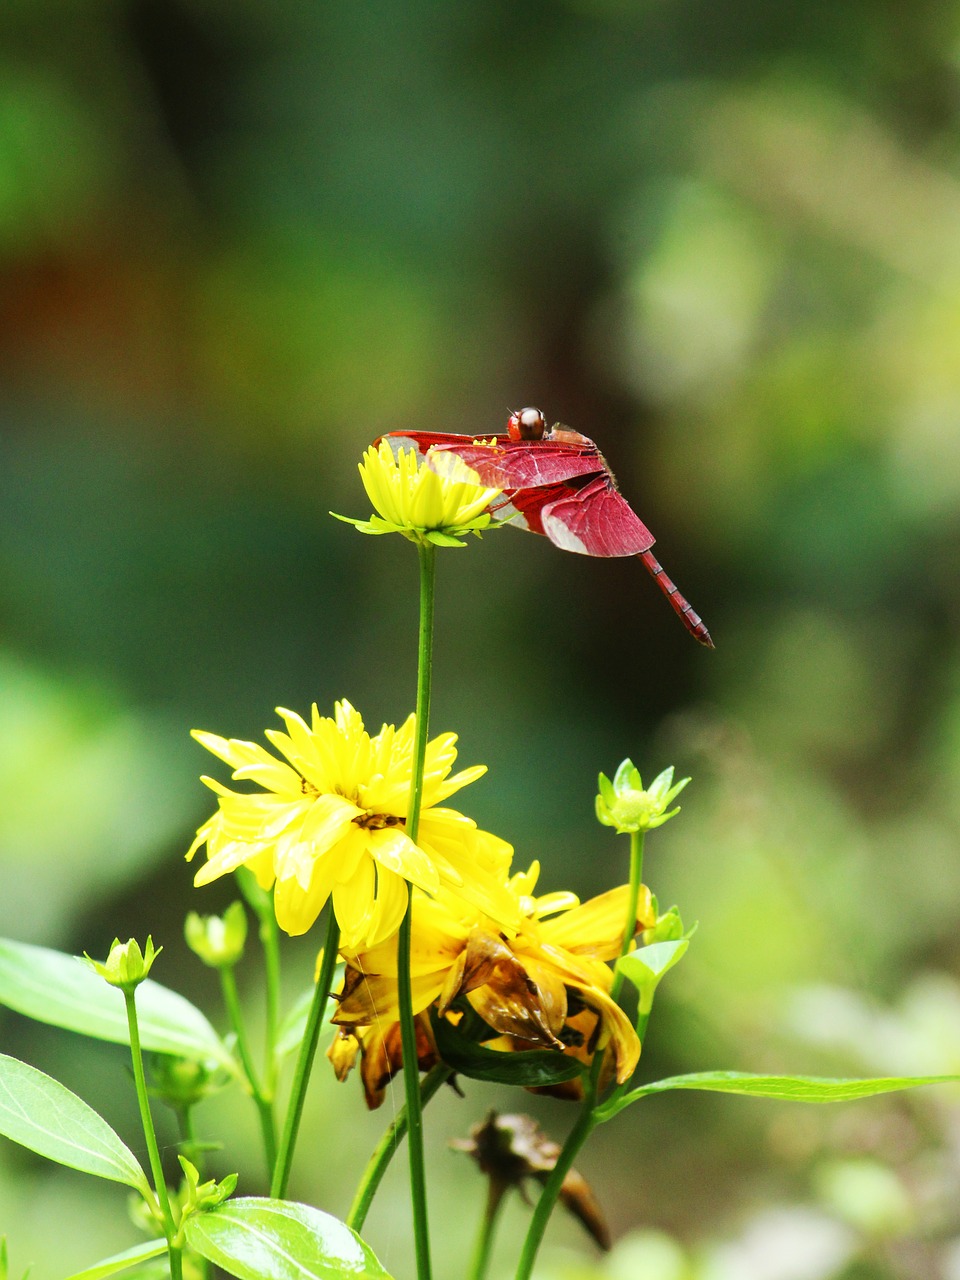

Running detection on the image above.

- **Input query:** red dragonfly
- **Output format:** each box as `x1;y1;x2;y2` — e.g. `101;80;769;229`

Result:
383;407;714;648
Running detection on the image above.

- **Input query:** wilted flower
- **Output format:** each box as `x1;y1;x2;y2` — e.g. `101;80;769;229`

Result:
187;700;518;951
452;1110;611;1249
595;761;690;834
329;862;655;1105
332;438;502;546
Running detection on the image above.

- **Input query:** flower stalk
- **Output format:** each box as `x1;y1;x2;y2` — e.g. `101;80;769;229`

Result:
469;1178;508;1280
123;989;182;1280
347;1063;453;1232
514;819;648;1280
270;909;341;1199
219;965;277;1176
398;537;437;1280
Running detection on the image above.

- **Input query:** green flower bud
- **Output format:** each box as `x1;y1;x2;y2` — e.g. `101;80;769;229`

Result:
595;761;690;834
149;1054;224;1110
643;905;686;945
85;936;161;992
184;901;247;968
177;1155;238;1219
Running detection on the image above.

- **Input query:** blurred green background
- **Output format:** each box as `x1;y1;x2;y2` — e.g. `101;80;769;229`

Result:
2;1;960;1277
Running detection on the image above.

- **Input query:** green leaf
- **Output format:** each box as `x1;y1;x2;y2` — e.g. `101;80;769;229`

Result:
0;939;235;1071
618;940;689;988
0;1053;150;1194
184;1198;393;1280
431;1013;584;1087
63;1240;168;1280
599;1070;960;1121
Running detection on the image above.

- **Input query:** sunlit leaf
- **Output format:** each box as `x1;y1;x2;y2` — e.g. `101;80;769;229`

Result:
63;1240;168;1280
617;940;689;996
599;1070;960;1120
0;1053;150;1194
432;1013;584;1087
184;1198;392;1280
0;939;235;1071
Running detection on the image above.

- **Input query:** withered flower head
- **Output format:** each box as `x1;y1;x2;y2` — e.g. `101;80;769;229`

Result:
331;863;655;1106
452;1111;610;1251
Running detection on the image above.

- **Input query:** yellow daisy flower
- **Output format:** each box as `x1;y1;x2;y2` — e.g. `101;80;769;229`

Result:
186;700;519;950
330;863;654;1106
332;438;502;546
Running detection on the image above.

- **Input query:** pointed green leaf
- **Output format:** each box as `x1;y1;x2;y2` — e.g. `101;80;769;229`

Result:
599;1070;960;1121
431;1013;584;1087
184;1198;393;1280
63;1240;168;1280
618;940;689;987
0;939;235;1071
0;1053;150;1193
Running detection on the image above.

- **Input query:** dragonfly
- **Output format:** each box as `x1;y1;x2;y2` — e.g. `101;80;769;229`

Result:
382;407;714;648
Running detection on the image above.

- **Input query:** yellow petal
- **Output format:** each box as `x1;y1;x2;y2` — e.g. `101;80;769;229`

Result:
333;858;377;951
366;828;441;896
274;853;340;936
542;884;654;960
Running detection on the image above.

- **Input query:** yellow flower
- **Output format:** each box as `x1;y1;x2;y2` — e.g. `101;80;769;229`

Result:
186;700;519;950
330;863;654;1105
332;439;502;546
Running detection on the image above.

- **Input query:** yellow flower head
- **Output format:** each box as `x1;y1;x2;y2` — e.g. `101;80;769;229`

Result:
186;700;519;950
332;439;502;546
330;863;654;1105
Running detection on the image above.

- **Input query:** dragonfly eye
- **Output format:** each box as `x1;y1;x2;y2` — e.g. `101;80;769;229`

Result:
507;407;548;441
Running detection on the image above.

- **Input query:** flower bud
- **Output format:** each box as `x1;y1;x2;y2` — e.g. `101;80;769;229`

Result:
177;1155;237;1218
184;901;247;968
643;905;686;945
595;761;690;834
85;936;161;992
149;1054;224;1110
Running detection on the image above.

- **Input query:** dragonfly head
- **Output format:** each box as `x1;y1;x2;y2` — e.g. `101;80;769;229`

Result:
507;407;548;442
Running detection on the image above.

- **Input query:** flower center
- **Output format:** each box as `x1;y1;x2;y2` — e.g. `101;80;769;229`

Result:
301;777;319;796
353;812;405;830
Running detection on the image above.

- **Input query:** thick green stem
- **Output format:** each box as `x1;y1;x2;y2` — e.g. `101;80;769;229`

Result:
346;1063;451;1232
469;1180;507;1280
270;910;341;1199
220;964;277;1176
395;537;437;1280
513;1107;598;1280
124;990;182;1280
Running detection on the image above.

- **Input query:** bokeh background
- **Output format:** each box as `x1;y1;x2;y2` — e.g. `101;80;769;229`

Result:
3;2;960;1277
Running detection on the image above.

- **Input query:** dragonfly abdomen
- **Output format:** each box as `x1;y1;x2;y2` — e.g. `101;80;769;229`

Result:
637;550;714;648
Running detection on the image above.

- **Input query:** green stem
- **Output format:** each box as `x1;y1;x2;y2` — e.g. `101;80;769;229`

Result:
176;1103;201;1176
611;830;645;1005
513;1108;598;1280
407;539;436;847
261;905;282;1099
397;537;437;1280
270;910;341;1199
124;990;182;1280
469;1179;507;1280
515;828;646;1279
220;965;277;1176
347;1063;452;1231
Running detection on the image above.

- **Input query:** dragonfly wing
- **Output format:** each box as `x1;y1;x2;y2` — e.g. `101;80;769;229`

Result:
380;432;604;488
539;476;656;557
